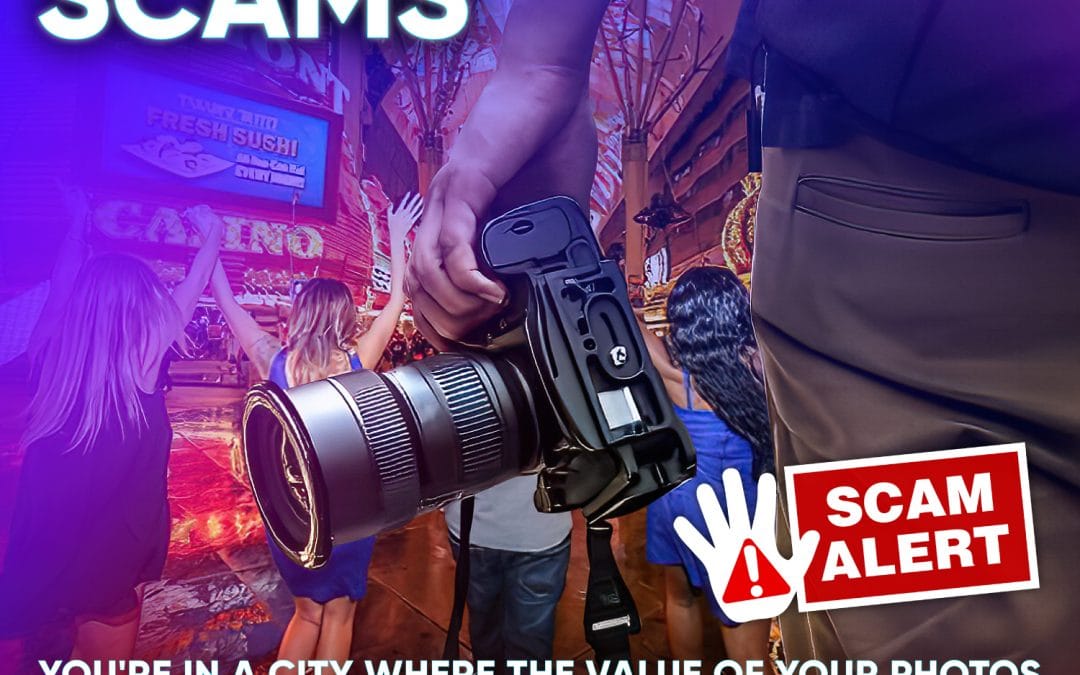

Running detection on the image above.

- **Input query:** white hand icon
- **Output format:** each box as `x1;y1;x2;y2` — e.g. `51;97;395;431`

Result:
673;468;820;624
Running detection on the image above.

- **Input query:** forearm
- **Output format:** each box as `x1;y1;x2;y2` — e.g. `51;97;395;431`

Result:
29;231;90;355
188;228;222;296
50;232;90;302
445;0;607;188
210;263;246;327
173;227;222;320
637;314;681;381
498;0;608;75
388;236;407;303
448;72;585;186
210;262;278;377
359;238;407;366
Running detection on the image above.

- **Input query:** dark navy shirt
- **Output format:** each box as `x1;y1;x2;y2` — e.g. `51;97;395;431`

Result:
729;0;1080;195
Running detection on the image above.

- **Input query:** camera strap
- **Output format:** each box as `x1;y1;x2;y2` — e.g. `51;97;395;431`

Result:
443;496;475;660
584;519;640;662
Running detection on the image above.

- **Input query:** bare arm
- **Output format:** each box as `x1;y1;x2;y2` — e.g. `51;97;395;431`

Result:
210;262;280;380
356;194;422;368
138;207;222;387
636;313;685;407
407;0;610;343
172;205;223;324
28;186;92;361
440;0;609;199
637;315;682;381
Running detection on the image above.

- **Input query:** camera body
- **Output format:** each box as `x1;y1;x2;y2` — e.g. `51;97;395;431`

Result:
469;196;696;523
242;196;695;568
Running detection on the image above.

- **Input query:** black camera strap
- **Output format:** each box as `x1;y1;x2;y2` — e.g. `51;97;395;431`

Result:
584;519;640;662
443;496;475;660
444;506;639;662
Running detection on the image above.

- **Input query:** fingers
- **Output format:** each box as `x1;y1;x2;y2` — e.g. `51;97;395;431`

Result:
751;472;778;539
406;196;444;294
409;286;460;336
405;163;504;342
789;529;822;576
674;515;717;565
410;283;501;342
695;483;732;549
406;192;424;222
393;192;423;225
410;306;454;352
431;198;503;304
442;242;506;305
409;251;482;317
408;209;502;332
721;468;752;533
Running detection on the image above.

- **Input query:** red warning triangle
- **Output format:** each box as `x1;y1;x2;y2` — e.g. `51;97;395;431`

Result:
721;539;791;603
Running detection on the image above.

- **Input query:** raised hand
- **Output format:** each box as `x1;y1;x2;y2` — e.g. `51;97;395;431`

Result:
57;181;91;240
674;469;820;624
183;204;224;242
388;192;423;241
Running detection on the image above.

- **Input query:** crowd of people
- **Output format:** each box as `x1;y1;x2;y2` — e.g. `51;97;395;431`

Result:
0;175;768;669
3;0;1077;672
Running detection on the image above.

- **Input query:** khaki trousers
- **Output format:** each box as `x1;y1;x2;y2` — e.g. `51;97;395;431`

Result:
751;134;1080;669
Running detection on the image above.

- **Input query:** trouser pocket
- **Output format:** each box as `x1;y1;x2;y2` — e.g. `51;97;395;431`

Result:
795;175;1028;241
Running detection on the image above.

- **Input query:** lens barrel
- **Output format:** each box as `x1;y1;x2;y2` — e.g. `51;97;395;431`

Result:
243;352;541;568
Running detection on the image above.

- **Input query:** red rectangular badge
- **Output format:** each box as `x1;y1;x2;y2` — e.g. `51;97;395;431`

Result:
786;443;1038;611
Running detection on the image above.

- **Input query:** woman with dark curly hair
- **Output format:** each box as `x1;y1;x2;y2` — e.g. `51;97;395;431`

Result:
640;266;775;670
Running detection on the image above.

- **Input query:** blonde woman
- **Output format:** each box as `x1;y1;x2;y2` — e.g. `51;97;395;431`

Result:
0;205;223;660
210;193;421;663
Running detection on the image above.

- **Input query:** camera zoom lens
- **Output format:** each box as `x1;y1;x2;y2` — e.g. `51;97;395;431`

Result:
243;352;541;568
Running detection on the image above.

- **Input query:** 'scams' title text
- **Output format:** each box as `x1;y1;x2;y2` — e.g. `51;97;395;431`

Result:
39;0;468;42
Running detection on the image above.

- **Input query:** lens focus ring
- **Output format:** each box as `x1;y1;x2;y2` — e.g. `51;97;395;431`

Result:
350;377;419;506
428;355;504;479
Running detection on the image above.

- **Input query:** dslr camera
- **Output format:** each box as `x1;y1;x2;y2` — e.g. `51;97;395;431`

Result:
243;196;695;569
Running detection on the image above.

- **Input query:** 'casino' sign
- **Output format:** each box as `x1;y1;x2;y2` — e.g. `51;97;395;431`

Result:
92;200;324;260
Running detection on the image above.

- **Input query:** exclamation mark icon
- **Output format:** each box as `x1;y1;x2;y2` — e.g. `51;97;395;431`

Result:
745;543;763;598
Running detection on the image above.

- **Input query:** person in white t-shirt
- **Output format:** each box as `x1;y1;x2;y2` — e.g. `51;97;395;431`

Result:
445;475;572;667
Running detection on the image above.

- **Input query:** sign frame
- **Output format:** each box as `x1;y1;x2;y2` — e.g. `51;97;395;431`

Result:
785;443;1040;612
79;63;343;222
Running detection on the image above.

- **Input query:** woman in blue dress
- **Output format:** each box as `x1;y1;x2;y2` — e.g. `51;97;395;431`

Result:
209;194;421;663
640;266;775;669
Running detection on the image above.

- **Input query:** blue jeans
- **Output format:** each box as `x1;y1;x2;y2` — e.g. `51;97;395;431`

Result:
450;535;571;665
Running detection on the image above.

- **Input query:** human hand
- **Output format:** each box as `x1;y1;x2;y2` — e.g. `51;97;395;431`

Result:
388;192;423;241
57;181;90;239
403;0;606;346
406;94;598;345
674;469;820;624
405;164;507;346
183;204;224;242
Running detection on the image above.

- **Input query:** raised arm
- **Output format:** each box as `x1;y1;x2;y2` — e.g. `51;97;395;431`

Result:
635;311;678;386
28;185;93;361
356;193;422;369
172;205;223;323
209;262;280;380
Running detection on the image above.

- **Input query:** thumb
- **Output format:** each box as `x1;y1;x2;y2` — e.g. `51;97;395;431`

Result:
674;515;718;567
787;529;822;579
